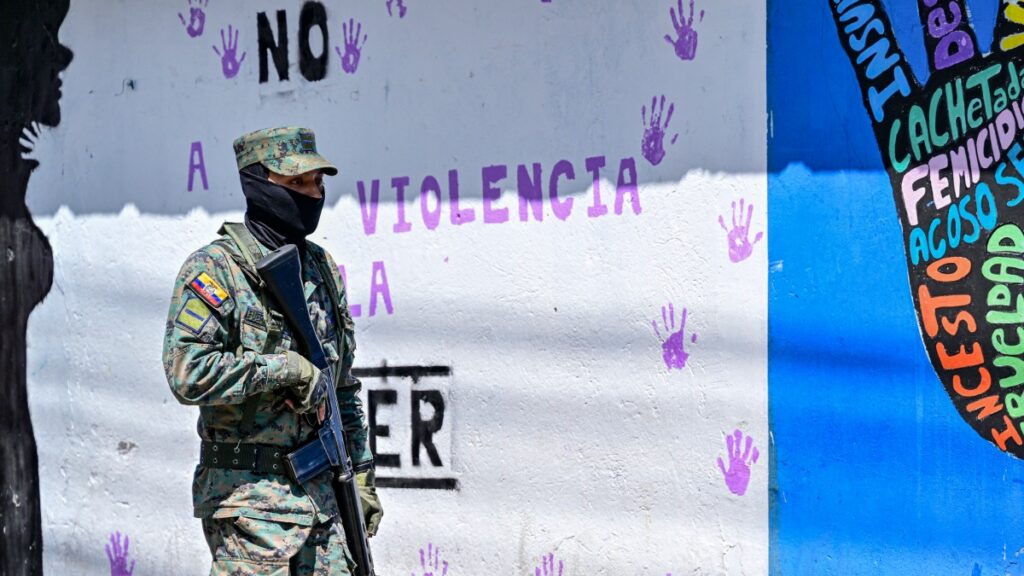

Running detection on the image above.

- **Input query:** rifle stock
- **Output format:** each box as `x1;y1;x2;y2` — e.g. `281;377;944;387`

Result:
256;244;376;576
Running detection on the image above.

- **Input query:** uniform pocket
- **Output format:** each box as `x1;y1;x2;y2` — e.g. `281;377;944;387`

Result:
230;516;311;563
240;306;269;352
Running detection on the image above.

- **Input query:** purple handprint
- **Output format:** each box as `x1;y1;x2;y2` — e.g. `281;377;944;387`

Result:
717;429;759;496
535;552;564;576
413;543;448;576
212;25;246;79
335;19;368;74
664;0;704;61
718;198;763;263
641;95;679;166
387;0;408;19
652;304;698;371
177;0;208;38
105;531;136;576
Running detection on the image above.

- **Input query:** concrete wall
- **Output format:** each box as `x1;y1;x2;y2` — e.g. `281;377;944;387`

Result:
11;1;767;574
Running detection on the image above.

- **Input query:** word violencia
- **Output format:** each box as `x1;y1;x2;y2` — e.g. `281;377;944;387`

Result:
354;155;641;236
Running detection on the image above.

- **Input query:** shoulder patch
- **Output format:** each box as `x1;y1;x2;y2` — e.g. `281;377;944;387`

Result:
175;296;213;335
189;271;230;308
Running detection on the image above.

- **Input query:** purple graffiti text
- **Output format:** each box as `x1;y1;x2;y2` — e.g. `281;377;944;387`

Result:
356;156;640;236
717;429;759;496
664;0;703;61
338;261;394;318
188;141;209;192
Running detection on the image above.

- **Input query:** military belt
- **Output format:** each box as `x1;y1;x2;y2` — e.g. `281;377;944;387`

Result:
199;441;289;476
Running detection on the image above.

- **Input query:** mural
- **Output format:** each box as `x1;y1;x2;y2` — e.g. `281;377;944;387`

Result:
14;0;765;573
829;0;1024;457
771;0;1024;572
0;1;72;574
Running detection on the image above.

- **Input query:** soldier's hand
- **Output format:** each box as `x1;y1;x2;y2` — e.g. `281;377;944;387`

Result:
356;469;383;537
287;355;329;415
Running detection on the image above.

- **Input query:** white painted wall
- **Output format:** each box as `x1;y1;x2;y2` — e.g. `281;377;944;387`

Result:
25;1;766;574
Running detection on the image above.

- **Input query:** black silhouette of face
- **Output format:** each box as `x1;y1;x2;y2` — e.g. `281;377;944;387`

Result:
36;1;73;126
0;0;73;127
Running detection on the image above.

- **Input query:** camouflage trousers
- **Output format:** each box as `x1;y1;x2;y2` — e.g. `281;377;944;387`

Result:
202;516;354;576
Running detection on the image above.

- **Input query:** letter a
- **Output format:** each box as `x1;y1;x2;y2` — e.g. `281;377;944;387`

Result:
188;141;208;192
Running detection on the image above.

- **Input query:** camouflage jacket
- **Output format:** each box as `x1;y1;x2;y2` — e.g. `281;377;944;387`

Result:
162;223;372;526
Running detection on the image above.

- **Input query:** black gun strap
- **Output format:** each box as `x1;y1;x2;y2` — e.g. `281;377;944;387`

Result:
312;254;346;389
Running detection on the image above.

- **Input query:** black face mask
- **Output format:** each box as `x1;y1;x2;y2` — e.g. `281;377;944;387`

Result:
239;164;325;253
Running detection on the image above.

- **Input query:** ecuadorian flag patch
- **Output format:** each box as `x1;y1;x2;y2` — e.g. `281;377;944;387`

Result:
189;272;229;308
175;296;212;335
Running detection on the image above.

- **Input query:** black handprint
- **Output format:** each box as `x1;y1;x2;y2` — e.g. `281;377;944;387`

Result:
830;1;1024;456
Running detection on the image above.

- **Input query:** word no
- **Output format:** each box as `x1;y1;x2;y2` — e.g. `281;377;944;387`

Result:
258;2;369;83
356;156;641;236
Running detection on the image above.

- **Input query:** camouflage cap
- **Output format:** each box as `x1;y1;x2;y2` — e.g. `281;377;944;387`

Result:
232;126;338;176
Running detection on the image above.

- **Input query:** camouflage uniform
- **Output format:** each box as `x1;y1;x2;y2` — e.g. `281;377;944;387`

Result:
163;128;373;575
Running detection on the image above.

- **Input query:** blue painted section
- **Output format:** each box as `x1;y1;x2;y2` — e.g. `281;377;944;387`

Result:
768;1;1024;574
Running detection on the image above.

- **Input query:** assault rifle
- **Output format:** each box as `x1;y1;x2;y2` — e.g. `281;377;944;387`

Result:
256;244;376;576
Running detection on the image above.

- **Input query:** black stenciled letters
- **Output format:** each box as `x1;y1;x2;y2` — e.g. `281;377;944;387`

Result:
411;390;445;467
368;389;400;468
257;10;289;83
298;1;329;82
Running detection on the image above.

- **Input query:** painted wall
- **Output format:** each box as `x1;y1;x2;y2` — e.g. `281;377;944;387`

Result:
770;0;1024;574
8;1;767;574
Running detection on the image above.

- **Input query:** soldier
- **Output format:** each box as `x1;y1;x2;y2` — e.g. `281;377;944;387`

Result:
162;127;382;575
